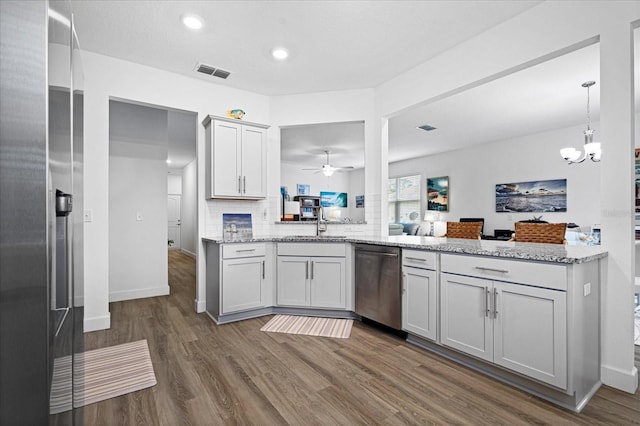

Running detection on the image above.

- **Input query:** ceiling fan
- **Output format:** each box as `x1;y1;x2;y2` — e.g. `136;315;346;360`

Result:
302;150;354;176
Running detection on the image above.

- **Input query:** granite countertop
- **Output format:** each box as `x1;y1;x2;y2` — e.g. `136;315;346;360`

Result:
202;235;608;264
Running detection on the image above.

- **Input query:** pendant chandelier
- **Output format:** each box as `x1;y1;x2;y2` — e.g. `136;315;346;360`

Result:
560;81;602;164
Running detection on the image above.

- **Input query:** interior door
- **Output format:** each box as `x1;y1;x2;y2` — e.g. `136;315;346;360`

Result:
167;195;181;249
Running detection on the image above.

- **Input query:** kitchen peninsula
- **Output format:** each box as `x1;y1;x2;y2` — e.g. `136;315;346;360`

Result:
203;235;606;412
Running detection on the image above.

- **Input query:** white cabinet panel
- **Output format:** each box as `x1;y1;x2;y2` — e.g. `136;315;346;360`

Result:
441;253;566;291
276;257;309;306
310;257;346;309
241;126;266;197
223;243;266;259
494;282;567;389
441;273;493;362
221;257;264;314
276;244;348;310
212;121;241;197
203;115;268;199
402;266;437;341
441;264;568;389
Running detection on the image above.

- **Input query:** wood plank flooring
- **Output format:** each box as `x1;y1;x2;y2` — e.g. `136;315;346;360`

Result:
83;250;640;425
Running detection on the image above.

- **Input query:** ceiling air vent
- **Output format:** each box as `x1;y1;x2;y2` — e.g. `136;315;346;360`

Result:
195;63;231;79
417;124;437;132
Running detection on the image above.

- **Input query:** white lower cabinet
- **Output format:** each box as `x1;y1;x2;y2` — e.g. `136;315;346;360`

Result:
277;256;346;309
221;256;265;314
441;270;568;389
402;250;437;341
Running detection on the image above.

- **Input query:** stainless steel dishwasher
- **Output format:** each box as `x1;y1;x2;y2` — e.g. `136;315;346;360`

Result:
355;244;402;329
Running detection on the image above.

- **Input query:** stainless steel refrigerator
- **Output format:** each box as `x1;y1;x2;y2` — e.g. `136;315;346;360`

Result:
0;1;84;424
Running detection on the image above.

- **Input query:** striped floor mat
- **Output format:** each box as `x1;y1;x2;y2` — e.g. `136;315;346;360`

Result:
50;339;156;413
260;315;353;339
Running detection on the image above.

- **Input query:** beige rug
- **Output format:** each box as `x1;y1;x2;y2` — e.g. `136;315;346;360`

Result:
50;339;157;413
261;314;353;339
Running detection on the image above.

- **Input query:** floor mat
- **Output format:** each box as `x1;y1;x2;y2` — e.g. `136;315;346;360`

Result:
261;314;353;339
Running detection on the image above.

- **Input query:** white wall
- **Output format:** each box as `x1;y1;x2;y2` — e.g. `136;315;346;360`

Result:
109;139;169;301
376;0;639;394
167;174;182;194
389;122;601;236
83;50;270;329
181;159;197;256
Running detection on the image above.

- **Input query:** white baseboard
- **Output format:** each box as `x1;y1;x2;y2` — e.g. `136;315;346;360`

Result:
181;248;196;258
84;313;111;332
195;298;206;313
109;286;170;303
601;364;639;394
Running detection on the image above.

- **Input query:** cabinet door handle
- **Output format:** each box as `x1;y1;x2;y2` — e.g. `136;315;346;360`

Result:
235;249;256;253
405;257;427;262
243;176;246;194
474;266;509;274
310;260;314;280
238;176;242;194
493;289;499;319
305;260;309;280
484;287;490;317
262;260;265;279
402;273;407;294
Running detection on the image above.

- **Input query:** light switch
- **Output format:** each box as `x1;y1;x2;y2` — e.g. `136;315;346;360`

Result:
83;210;93;222
136;212;143;221
583;282;591;296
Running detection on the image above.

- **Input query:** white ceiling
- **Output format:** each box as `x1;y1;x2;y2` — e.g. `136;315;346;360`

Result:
71;1;637;168
70;0;541;96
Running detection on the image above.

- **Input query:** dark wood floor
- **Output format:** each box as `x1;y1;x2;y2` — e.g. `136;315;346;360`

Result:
83;250;640;425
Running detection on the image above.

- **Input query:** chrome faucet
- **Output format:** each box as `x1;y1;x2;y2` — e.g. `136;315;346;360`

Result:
316;205;327;236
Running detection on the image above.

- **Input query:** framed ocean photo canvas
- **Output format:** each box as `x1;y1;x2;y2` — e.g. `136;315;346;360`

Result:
297;184;310;195
320;191;348;208
495;179;567;213
427;176;449;212
222;213;253;240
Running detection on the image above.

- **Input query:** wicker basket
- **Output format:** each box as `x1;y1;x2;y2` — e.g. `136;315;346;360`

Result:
445;222;482;240
513;222;567;244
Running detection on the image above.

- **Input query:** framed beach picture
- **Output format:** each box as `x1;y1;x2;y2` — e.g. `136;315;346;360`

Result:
495;179;567;213
222;213;253;240
427;176;449;212
297;184;310;195
320;191;348;208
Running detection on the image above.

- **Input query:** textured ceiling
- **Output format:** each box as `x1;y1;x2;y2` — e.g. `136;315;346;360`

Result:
70;0;541;96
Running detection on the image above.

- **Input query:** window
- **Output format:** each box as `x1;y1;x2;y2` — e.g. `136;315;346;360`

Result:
388;174;421;223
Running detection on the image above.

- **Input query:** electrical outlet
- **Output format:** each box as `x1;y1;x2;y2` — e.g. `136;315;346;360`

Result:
136;212;143;221
263;208;268;220
83;210;93;222
583;282;591;296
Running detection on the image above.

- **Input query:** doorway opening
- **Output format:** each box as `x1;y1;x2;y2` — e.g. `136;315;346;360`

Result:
108;99;196;302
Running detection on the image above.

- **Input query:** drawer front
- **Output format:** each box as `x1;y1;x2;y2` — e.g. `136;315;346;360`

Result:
222;243;266;259
277;243;346;257
441;254;566;291
402;250;437;270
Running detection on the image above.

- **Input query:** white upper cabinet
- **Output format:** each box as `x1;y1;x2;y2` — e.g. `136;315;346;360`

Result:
203;115;268;199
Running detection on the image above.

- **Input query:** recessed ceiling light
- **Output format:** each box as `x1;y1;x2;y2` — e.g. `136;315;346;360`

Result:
182;14;203;30
271;48;289;60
